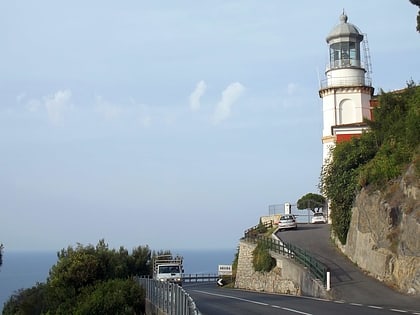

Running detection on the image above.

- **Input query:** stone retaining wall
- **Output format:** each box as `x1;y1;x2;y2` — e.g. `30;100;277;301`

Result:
234;240;329;299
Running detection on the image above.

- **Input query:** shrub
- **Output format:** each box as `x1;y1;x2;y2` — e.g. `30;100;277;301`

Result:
252;242;276;272
321;84;420;245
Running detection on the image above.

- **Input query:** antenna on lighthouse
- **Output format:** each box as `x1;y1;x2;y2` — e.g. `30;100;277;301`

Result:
362;33;373;86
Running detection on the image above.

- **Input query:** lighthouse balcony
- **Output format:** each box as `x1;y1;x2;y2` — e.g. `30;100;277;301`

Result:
320;75;372;89
327;59;362;69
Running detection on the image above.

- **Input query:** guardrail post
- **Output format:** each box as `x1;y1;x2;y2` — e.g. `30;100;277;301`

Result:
326;271;331;291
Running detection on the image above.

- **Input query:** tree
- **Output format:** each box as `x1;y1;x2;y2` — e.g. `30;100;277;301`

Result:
2;283;48;315
3;240;149;314
296;193;326;213
75;279;145;315
409;0;420;32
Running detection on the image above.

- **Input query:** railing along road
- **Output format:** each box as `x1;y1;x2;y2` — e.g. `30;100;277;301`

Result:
137;277;200;315
244;222;329;287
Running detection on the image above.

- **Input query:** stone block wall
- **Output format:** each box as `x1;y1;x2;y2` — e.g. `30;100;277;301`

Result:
234;240;329;298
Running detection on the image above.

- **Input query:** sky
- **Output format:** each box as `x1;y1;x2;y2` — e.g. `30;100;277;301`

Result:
1;1;419;252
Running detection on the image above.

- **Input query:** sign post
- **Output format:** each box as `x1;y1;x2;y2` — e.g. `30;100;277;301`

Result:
218;264;232;276
217;264;233;287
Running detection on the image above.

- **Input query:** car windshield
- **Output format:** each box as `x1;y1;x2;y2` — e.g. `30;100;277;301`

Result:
159;266;180;273
280;215;294;220
314;213;323;217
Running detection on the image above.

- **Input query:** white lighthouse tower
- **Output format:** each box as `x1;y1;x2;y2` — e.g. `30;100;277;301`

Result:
319;13;374;163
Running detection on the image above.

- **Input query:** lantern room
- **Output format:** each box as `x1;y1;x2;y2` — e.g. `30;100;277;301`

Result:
325;13;367;87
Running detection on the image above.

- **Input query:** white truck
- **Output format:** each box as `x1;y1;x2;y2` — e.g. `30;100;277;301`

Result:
153;255;184;286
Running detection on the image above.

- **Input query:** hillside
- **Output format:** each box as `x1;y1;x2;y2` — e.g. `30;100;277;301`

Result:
324;84;420;295
340;163;420;295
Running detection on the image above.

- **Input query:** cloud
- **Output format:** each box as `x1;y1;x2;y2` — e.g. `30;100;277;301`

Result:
287;82;297;95
282;82;302;108
189;80;207;111
26;99;42;112
16;93;26;104
44;89;73;125
212;82;245;124
94;95;122;121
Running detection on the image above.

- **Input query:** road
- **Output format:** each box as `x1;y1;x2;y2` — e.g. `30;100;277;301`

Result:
184;282;418;315
276;223;420;313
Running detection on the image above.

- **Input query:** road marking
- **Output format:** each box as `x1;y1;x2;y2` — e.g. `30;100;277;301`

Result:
367;305;384;309
350;302;363;307
280;306;312;315
193;290;267;306
193;290;312;315
192;289;419;315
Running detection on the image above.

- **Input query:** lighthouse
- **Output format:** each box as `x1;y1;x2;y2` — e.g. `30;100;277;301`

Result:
319;13;374;164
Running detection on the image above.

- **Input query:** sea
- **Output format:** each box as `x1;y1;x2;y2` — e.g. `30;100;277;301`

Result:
0;248;236;312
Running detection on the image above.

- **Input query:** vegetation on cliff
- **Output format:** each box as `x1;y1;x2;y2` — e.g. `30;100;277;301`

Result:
3;240;151;315
321;83;420;244
252;242;276;272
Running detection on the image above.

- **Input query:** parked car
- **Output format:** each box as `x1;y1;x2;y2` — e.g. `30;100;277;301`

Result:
277;215;297;231
311;212;327;224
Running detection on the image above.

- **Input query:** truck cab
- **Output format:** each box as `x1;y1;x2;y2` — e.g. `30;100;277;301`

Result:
153;255;183;286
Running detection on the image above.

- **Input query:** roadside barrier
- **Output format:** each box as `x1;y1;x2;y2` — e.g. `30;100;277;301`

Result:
136;277;200;315
243;223;329;287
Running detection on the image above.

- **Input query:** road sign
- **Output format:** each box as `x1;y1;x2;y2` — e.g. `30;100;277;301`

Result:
218;264;232;276
217;278;224;286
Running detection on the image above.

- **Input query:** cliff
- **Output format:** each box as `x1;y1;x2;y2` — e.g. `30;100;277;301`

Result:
337;163;420;295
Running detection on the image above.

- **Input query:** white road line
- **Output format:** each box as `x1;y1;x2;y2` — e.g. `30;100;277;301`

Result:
390;309;408;313
192;290;312;315
367;305;384;309
280;306;312;315
193;290;268;306
350;302;363;307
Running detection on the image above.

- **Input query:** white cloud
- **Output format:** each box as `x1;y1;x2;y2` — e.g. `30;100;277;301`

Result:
94;95;122;121
26;99;42;112
287;82;297;95
139;115;152;128
189;80;207;111
44;89;73;125
16;93;26;104
212;82;245;124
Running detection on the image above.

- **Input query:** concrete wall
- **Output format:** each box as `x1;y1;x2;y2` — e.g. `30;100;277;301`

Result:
235;240;330;299
260;214;281;225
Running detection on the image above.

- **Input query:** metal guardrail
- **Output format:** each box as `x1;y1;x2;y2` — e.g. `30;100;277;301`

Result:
319;75;372;89
243;225;329;287
183;274;219;283
136;277;200;315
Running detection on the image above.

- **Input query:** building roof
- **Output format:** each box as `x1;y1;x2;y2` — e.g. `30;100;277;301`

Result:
326;13;364;43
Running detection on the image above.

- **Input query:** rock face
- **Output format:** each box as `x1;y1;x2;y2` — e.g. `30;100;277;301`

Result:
338;164;420;295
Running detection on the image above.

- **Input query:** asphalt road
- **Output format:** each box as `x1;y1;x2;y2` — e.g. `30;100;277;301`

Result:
184;282;418;315
276;223;420;312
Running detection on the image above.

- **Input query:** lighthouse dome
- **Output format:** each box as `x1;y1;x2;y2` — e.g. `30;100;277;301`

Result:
326;13;363;43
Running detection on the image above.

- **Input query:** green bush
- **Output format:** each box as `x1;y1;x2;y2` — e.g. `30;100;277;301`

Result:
3;240;151;315
321;83;420;245
252;242;276;272
75;279;145;315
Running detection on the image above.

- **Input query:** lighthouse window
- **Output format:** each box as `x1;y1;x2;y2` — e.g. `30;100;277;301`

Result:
349;42;356;60
341;42;350;65
330;42;359;67
330;43;341;67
